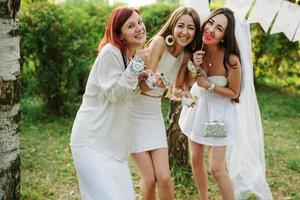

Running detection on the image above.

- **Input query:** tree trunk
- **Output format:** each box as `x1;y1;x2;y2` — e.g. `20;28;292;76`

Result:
0;0;21;199
166;100;189;168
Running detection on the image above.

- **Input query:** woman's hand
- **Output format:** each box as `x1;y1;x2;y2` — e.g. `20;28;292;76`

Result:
152;73;166;88
138;69;153;83
173;87;191;98
192;50;205;69
181;91;192;98
196;75;210;89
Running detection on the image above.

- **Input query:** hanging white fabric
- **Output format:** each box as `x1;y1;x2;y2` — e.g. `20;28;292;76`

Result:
270;1;300;41
293;22;300;42
247;0;283;32
224;0;254;18
226;14;273;200
182;0;210;22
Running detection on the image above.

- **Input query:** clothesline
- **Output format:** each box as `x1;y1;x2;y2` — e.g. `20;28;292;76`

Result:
183;0;300;42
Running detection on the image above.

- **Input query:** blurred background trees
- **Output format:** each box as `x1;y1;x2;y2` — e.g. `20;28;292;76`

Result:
19;1;299;116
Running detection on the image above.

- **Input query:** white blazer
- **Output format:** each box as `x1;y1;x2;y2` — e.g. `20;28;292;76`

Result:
70;43;139;161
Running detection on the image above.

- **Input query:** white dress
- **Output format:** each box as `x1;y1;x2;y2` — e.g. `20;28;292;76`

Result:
179;76;237;146
130;49;184;153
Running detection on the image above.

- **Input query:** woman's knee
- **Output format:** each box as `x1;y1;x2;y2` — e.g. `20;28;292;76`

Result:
156;173;172;186
209;163;226;181
141;175;156;189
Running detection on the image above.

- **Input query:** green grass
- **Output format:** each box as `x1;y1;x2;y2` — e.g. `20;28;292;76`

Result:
20;97;80;200
20;87;300;200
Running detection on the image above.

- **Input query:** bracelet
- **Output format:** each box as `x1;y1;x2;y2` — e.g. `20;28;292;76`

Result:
130;57;144;73
207;82;215;94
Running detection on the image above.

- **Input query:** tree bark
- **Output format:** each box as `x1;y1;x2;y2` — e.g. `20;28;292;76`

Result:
0;0;21;199
166;100;189;168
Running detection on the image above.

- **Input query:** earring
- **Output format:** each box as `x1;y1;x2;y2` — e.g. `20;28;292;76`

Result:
221;40;224;43
165;35;174;46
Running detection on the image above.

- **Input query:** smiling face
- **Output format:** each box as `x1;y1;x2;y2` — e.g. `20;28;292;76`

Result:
173;14;196;48
202;14;228;46
120;11;146;49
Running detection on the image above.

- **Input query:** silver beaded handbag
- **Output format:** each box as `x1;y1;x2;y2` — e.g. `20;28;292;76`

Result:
204;121;227;137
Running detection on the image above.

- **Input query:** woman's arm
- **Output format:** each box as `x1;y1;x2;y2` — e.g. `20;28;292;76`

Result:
140;36;166;92
173;51;193;98
96;47;139;102
214;54;241;99
196;54;242;99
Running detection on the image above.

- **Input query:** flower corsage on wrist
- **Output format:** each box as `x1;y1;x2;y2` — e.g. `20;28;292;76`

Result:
145;73;157;89
130;57;144;74
176;88;197;107
181;95;197;107
207;81;215;94
145;72;170;89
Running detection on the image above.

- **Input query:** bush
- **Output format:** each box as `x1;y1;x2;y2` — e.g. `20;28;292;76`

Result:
251;24;300;93
20;2;180;115
20;2;112;115
141;3;178;39
20;2;300;116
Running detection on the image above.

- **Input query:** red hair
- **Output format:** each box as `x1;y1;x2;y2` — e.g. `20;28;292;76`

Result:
98;6;140;54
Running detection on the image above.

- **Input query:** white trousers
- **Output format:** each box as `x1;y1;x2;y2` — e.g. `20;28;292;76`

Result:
71;146;136;200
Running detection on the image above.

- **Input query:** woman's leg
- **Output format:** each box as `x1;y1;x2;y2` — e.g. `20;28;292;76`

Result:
150;148;174;200
209;146;234;200
188;140;209;200
71;147;135;200
131;152;157;200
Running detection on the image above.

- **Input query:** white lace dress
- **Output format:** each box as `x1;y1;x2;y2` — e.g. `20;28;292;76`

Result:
179;76;237;146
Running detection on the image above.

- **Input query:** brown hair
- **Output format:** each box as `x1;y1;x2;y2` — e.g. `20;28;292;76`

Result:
201;8;241;102
200;8;240;72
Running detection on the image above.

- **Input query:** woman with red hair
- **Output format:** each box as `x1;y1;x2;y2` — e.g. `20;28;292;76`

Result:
70;6;149;199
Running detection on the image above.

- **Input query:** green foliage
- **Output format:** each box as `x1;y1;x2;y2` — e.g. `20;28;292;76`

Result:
171;165;197;199
20;2;179;115
20;2;300;116
141;3;178;39
20;2;112;115
251;24;300;94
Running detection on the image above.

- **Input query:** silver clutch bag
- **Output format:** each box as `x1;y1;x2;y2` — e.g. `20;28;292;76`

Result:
204;121;227;137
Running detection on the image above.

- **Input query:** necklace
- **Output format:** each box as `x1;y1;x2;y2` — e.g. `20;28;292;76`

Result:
205;53;212;67
208;61;212;67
